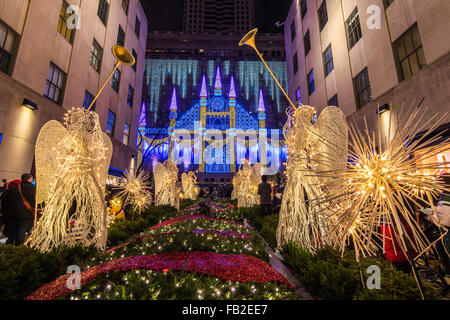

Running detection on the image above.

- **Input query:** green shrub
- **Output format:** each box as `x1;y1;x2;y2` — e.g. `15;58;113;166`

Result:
0;245;99;300
282;243;438;300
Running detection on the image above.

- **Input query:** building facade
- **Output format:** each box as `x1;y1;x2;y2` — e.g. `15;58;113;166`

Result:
183;0;255;33
0;0;148;182
284;0;449;165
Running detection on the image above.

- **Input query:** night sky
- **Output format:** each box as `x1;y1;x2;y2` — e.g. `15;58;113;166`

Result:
140;0;293;33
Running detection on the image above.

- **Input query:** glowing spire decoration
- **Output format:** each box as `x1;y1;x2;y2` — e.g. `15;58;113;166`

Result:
258;88;266;112
139;102;147;127
214;66;222;95
229;75;237;98
169;87;178;111
200;75;208;98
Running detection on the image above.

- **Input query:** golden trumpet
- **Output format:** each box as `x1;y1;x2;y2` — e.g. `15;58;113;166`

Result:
85;46;136;113
239;28;297;111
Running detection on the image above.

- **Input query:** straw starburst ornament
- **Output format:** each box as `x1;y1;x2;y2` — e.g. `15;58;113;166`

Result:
115;170;152;214
314;101;449;262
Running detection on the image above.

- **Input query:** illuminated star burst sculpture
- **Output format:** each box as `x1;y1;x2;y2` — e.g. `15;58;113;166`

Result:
318;103;449;262
181;172;200;200
231;160;262;208
115;170;152;215
276;105;348;253
27;108;112;252
154;160;179;209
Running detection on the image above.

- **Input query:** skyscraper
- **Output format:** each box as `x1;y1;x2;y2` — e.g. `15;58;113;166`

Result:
183;0;255;33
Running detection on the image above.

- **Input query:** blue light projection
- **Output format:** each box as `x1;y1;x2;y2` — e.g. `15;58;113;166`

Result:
144;59;288;122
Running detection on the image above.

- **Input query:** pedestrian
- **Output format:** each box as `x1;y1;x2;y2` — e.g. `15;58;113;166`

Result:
257;175;272;217
2;174;36;245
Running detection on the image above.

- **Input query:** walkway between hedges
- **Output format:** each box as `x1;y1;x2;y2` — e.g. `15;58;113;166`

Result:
244;219;314;300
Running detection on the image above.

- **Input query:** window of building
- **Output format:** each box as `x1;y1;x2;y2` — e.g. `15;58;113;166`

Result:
300;0;307;19
132;49;137;72
127;85;134;107
106;110;116;136
346;8;362;49
57;1;74;43
122;0;129;15
0;20;18;75
111;68;121;92
323;44;334;76
97;0;109;26
307;69;315;95
82;90;95;110
44;62;66;104
394;24;425;81
90;39;103;73
135;17;141;38
328;94;338;107
383;0;394;9
293;52;299;74
123;123;130;145
304;30;311;56
318;1;328;31
117;25;125;47
353;67;372;108
290;20;296;41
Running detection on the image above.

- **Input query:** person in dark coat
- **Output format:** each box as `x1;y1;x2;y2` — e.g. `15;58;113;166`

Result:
257;176;272;217
2;174;36;245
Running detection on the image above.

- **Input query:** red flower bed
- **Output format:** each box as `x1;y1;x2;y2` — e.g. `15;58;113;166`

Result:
151;215;242;230
26;252;293;300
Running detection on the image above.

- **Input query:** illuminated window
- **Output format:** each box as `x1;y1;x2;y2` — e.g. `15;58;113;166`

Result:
123;123;130;145
111;68;121;92
304;30;311;55
127;85;134;107
318;1;328;31
44;62;66;104
307;69;315;95
346;8;362;49
57;1;74;43
300;0;307;18
132;49;137;72
0;20;18;75
106;110;116;136
97;0;109;26
90;39;103;73
83;90;95;111
394;24;425;81
323;44;334;76
117;25;125;47
353;67;372;108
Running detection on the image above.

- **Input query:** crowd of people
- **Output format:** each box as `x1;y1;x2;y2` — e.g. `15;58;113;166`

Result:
0;174;36;245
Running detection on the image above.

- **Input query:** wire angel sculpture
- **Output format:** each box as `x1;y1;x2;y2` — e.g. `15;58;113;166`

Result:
317;101;449;265
181;171;200;200
231;160;262;208
276;105;348;253
154;160;179;210
114;170;152;215
27;108;113;252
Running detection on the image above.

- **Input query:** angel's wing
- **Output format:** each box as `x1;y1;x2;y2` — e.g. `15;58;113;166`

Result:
251;163;263;185
154;162;166;195
35;120;67;204
92;133;113;194
181;172;189;192
314;106;348;180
